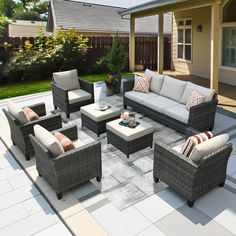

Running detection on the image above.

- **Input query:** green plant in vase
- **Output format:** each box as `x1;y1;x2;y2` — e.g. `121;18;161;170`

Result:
105;33;127;94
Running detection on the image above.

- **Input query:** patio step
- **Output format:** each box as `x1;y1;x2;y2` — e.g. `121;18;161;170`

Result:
225;178;236;195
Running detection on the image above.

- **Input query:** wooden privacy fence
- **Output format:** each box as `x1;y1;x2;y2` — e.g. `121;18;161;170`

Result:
0;36;171;70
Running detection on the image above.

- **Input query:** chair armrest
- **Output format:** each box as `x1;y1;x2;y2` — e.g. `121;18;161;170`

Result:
154;141;198;171
26;103;46;117
123;78;134;94
79;78;94;99
20;114;62;135
51;82;69;105
52;141;101;169
52;124;78;141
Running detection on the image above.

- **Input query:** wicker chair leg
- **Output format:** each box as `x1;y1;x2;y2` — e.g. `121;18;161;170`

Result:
187;200;194;208
153;176;159;183
124;104;127;109
66;113;70;119
25;154;30;161
54;105;57;110
57;193;62;200
96;176;102;182
38;172;42;177
219;181;225;187
12;141;15;145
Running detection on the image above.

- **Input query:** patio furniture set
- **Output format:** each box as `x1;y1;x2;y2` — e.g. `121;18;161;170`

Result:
3;69;232;207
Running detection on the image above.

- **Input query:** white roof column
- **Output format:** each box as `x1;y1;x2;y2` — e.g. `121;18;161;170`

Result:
129;14;135;72
210;2;221;93
158;13;164;74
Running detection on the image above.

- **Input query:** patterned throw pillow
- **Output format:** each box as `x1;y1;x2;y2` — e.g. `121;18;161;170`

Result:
54;132;76;152
181;131;213;157
23;107;40;122
133;75;152;93
186;91;205;110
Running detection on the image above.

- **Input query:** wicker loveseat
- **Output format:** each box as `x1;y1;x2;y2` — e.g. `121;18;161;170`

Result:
123;70;218;133
52;69;94;118
153;137;232;207
29;124;102;199
3;102;62;161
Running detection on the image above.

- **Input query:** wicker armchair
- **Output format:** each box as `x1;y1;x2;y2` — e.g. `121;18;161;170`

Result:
3;103;62;161
153;141;232;207
29;125;102;199
52;78;94;118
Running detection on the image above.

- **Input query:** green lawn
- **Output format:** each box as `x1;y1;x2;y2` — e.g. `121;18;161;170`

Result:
0;72;134;100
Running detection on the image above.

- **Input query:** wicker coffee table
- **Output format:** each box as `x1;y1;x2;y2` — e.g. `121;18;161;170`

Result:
106;118;154;158
81;103;121;136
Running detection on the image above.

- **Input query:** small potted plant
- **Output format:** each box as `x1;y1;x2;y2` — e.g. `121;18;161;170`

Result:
105;33;127;94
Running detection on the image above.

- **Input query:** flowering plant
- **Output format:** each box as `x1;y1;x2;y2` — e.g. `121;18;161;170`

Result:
120;112;129;122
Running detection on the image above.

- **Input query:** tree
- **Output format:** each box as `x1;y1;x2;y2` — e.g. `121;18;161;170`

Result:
0;0;15;18
0;15;10;37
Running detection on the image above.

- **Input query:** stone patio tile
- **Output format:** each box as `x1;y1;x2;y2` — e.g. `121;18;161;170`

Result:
0;208;60;236
8;172;32;189
213;113;236;134
156;205;233;236
0;184;39;211
92;203;152;236
133;156;153;173
0;180;13;196
0;165;23;181
81;193;107;209
65;209;108;236
134;188;185;223
195;188;236;234
33;222;72;236
43;187;84;219
227;154;236;176
136;225;166;236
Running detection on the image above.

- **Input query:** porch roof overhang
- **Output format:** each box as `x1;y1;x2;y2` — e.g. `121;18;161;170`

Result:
120;0;218;18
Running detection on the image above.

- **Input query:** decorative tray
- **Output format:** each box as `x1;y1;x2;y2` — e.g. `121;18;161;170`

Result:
119;121;140;129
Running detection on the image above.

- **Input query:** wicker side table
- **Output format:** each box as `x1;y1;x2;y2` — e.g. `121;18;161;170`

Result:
106;118;154;158
81;103;121;136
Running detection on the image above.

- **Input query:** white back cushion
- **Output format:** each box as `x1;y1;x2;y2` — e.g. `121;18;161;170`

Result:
190;134;229;162
160;76;187;102
7;101;28;124
144;69;164;94
53;69;80;90
181;82;215;104
34;125;64;157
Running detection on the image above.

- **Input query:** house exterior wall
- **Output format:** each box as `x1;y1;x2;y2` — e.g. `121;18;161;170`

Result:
8;24;46;37
172;7;211;79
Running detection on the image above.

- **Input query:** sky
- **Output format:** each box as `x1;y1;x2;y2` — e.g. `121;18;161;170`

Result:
75;0;150;8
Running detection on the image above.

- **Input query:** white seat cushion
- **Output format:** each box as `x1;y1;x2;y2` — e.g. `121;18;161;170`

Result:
68;89;92;104
81;103;121;122
160;76;187;103
7;101;28;124
143;96;179;113
144;69;164;94
33;125;64;156
125;91;158;105
53;69;80;90
181;82;215;104
189;134;229;162
164;104;189;124
106;118;153;141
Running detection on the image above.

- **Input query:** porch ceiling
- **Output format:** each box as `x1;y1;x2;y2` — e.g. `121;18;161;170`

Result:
120;0;216;18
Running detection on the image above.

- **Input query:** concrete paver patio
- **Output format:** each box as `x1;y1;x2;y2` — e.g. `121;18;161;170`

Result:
0;81;236;235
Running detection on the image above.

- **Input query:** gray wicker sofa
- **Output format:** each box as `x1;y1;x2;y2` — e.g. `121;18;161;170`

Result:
123;70;218;133
30;124;102;199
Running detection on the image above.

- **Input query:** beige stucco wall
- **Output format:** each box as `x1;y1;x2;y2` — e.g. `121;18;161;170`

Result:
172;6;211;79
172;5;236;86
8;25;46;37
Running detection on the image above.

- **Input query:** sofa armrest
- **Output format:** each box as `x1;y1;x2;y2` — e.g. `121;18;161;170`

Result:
188;98;218;130
26;103;46;117
52;124;78;141
123;78;134;94
79;78;94;99
51;82;69;105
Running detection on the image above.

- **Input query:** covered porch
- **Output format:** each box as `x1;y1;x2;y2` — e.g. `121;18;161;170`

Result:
120;0;226;93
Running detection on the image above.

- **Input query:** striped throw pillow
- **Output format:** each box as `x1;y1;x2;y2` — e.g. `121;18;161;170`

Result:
54;132;76;152
133;75;151;93
23;107;40;122
181;131;213;157
186;91;205;110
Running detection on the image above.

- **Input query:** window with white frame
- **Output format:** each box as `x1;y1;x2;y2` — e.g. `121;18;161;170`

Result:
177;19;192;62
222;0;236;68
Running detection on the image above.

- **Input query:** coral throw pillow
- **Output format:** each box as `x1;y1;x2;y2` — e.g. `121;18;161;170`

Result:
133;75;151;93
23;107;40;122
186;91;205;110
181;131;213;157
54;132;76;152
